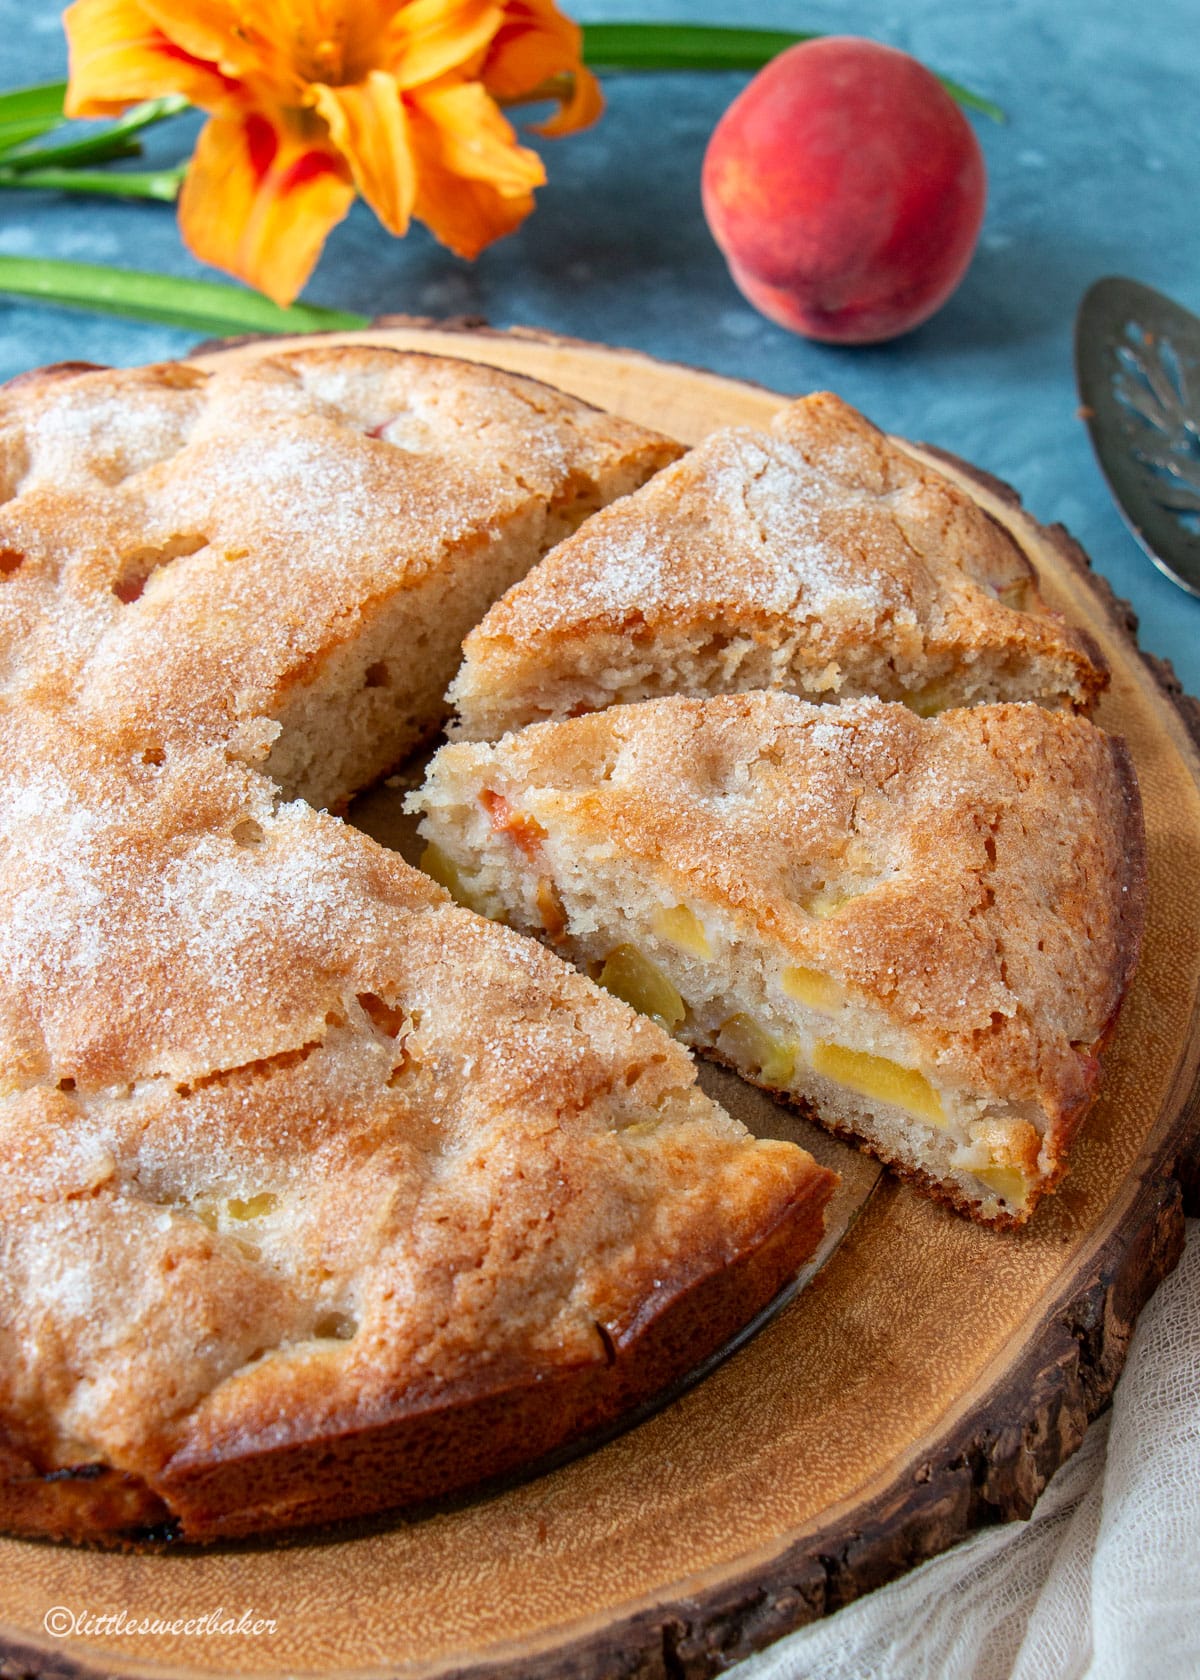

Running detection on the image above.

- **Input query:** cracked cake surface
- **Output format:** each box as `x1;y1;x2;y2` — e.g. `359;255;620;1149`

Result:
0;351;833;1544
412;692;1145;1225
0;345;683;807
448;391;1107;742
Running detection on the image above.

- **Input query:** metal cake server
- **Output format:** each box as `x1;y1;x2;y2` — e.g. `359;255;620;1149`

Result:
1075;276;1200;597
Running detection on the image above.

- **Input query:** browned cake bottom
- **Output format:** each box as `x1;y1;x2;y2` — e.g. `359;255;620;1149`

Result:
0;1164;830;1547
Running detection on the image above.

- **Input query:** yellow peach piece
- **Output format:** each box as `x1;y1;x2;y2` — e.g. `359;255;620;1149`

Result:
805;889;854;919
621;1117;664;1139
781;964;844;1013
998;578;1030;612
419;840;475;908
904;681;954;718
716;1013;798;1088
651;903;712;958
812;1041;944;1125
975;1165;1028;1207
598;944;686;1032
227;1192;279;1221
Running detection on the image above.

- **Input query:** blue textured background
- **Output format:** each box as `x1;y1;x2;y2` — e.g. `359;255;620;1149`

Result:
2;0;1197;690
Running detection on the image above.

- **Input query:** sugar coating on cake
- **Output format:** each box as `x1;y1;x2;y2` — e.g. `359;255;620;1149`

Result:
448;391;1107;741
411;693;1145;1225
0;347;682;809
0;352;833;1544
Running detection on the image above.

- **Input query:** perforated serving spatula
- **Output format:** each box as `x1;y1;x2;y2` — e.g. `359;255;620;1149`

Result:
1075;277;1200;598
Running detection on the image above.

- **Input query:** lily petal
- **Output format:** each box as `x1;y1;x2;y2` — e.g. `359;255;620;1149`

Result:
413;156;536;261
135;0;243;66
310;71;415;236
483;0;603;135
64;0;242;115
382;0;504;91
414;80;544;193
179;109;355;306
408;82;543;259
526;62;602;137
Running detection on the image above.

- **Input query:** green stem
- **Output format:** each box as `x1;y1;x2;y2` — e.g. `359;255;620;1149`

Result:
2;130;143;170
0;81;70;159
582;23;819;69
0;258;369;336
2;94;190;172
581;23;1005;121
0;116;63;157
0;164;184;201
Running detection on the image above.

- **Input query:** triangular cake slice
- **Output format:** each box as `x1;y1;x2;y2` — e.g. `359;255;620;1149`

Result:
0;702;833;1543
411;694;1145;1225
448;392;1106;741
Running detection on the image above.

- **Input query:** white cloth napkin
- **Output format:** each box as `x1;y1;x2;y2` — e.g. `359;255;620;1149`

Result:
732;1219;1200;1680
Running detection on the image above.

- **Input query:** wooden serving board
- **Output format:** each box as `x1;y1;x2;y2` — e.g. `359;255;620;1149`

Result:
4;324;1199;1680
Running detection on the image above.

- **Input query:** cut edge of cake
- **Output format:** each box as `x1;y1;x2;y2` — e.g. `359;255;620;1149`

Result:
410;693;1147;1228
0;347;685;814
446;391;1108;743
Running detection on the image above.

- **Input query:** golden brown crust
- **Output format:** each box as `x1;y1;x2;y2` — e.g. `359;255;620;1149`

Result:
0;351;830;1546
0;346;681;797
450;391;1107;739
1038;730;1147;1174
413;692;1147;1217
0;360;108;395
0;1163;831;1546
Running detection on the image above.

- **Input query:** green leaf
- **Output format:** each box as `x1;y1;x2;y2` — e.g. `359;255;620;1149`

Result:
0;81;67;124
582;23;819;70
0;164;184;202
581;23;1005;122
0;116;64;158
0;258;369;336
0;81;69;159
931;75;1007;123
2;94;190;172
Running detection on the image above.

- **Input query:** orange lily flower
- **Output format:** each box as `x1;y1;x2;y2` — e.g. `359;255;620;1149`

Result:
63;0;603;305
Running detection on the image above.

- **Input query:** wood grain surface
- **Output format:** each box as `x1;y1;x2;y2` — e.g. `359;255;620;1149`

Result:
2;324;1197;1680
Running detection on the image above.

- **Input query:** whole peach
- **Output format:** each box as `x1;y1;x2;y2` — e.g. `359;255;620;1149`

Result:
701;37;987;344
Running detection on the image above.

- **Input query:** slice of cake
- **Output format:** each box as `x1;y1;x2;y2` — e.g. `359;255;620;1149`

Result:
0;700;834;1544
0;348;681;809
411;693;1145;1225
448;391;1106;741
